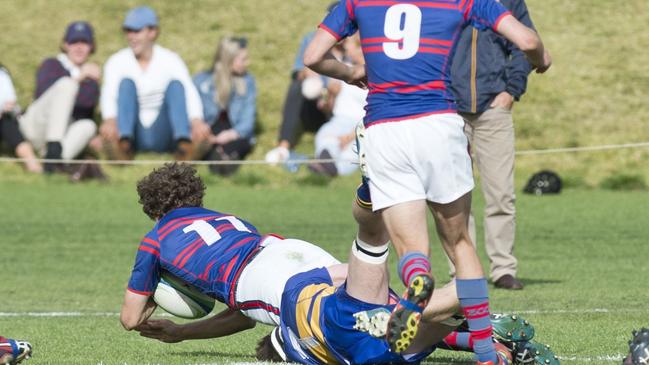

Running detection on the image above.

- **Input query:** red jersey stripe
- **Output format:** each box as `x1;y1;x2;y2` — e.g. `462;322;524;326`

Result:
493;11;512;31
127;287;152;296
158;215;220;238
318;24;343;41
138;245;160;257
356;1;458;10
172;237;203;266
178;241;204;269
142;237;160;248
365;109;457;128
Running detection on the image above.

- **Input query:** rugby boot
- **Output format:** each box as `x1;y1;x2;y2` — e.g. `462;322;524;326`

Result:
491;313;535;352
514;341;560;365
477;342;514;365
386;273;435;353
0;337;32;365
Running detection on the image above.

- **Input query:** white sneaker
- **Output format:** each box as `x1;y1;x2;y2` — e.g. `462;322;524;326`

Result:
265;146;290;164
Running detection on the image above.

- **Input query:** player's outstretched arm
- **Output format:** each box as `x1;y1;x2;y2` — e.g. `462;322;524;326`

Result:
121;290;157;331
496;15;552;73
303;29;367;88
136;308;256;343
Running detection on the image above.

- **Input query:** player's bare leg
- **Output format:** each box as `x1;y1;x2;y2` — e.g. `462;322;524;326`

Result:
381;200;435;353
345;200;391;305
429;192;503;365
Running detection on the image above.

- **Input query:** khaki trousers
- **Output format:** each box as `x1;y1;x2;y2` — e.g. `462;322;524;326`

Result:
19;77;97;159
447;107;518;282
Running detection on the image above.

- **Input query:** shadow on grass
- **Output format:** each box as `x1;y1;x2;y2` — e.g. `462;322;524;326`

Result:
421;355;474;364
514;278;564;286
169;350;255;360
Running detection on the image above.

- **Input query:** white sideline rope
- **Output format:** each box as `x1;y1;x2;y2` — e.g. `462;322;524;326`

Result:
1;141;649;166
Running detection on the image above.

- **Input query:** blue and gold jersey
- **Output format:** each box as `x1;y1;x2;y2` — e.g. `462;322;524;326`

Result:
127;207;262;307
280;268;435;364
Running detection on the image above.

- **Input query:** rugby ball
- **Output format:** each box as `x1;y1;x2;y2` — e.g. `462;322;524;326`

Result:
153;272;215;319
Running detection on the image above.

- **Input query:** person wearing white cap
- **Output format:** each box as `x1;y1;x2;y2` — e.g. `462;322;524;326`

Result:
18;21;100;173
97;6;209;161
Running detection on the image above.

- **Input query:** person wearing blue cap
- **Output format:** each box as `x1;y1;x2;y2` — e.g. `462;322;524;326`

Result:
18;21;100;173
97;6;209;160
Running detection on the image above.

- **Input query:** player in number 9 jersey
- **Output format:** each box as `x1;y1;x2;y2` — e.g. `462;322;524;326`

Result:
304;0;551;362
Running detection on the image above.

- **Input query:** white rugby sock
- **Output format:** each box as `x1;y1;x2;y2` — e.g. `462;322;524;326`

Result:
352;237;389;264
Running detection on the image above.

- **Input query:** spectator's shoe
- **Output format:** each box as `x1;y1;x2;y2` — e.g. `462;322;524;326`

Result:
207;146;239;176
477;342;513;365
494;275;524;290
69;162;108;183
514;341;560;365
386;273;435;353
491;314;535;352
308;150;337;177
264;146;289;165
43;141;63;174
117;138;135;161
174;140;194;161
0;337;32;365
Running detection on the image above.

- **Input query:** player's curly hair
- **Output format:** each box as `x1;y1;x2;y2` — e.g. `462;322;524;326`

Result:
136;163;205;220
255;333;284;362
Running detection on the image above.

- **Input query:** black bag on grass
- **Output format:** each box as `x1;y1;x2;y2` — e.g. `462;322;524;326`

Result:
523;170;562;195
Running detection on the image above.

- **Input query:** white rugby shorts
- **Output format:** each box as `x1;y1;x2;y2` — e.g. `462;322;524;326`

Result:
235;236;340;325
363;113;474;210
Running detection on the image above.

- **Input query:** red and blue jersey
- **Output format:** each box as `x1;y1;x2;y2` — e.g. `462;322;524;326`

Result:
320;0;511;127
127;207;262;307
280;268;434;364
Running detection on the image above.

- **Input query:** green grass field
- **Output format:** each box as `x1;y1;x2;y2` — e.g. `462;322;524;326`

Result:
1;0;648;364
1;170;648;364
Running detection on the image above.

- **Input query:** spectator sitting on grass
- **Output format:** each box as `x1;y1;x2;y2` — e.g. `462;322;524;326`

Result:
308;34;367;177
17;21;100;173
0;64;42;173
263;2;341;166
95;6;209;161
193;36;256;176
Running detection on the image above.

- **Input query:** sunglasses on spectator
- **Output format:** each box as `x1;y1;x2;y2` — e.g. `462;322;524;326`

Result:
231;37;248;48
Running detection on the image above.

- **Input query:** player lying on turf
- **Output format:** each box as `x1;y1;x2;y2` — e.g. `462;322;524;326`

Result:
131;180;557;365
121;162;342;331
0;336;32;365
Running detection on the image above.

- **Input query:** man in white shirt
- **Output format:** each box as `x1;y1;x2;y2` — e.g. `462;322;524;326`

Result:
97;6;209;160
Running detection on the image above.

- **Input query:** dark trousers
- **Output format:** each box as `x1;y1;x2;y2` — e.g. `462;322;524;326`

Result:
205;112;253;176
0;112;25;152
278;76;328;146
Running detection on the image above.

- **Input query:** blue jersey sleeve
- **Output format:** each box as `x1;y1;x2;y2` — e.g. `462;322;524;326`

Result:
467;0;512;31
319;0;358;41
127;236;161;296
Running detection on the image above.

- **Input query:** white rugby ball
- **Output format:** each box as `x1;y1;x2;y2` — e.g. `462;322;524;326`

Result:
301;76;324;100
153;272;215;319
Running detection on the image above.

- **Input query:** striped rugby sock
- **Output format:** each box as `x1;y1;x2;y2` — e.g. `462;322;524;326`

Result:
457;278;497;364
397;251;431;286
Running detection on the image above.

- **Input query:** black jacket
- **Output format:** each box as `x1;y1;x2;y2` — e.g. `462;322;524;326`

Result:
450;0;535;114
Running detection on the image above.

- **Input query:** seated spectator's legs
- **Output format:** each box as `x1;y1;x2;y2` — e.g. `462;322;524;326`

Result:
162;80;191;144
278;77;305;148
299;97;328;134
314;116;357;176
61;119;97;160
1;112;42;173
19;77;79;155
134;80;191;153
116;79;139;143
